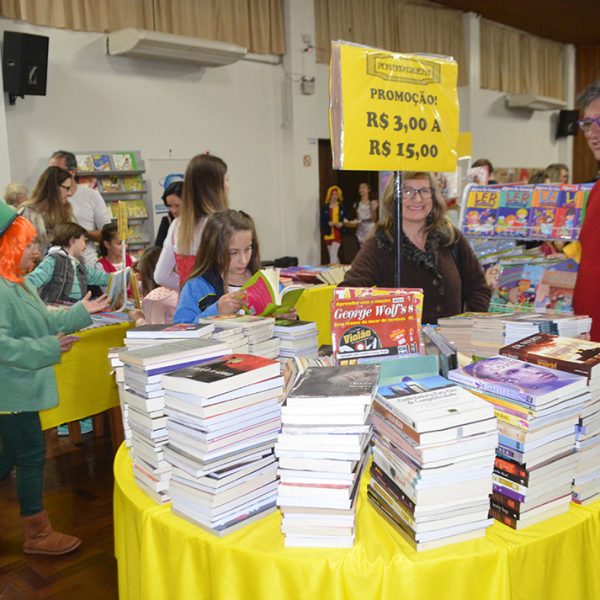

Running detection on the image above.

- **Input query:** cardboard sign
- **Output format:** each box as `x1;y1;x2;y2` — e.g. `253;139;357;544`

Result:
330;41;459;171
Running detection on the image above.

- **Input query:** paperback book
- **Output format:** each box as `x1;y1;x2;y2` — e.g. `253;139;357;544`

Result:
241;269;304;317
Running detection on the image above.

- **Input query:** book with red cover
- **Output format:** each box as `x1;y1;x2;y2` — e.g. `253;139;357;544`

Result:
331;289;424;362
499;333;600;378
161;354;281;398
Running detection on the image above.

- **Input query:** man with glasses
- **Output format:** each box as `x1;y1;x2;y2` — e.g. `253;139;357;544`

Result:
48;150;111;268
573;79;600;341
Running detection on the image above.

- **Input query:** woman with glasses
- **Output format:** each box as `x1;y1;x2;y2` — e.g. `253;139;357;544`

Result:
340;171;490;324
20;166;74;257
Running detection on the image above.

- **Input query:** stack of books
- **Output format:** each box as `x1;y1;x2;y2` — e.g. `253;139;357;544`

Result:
108;347;131;447
117;338;231;503
160;354;284;536
499;333;600;505
449;355;588;529
199;315;278;358
369;375;497;551
275;364;380;547
439;312;592;358
272;319;319;363
124;322;215;350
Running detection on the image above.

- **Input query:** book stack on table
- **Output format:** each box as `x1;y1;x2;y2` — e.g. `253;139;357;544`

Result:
438;312;592;359
369;375;497;551
108;348;131;447
272;319;319;363
499;333;600;506
275;364;380;548
124;322;216;349
449;355;588;529
160;354;284;536
200;315;279;359
118;338;231;503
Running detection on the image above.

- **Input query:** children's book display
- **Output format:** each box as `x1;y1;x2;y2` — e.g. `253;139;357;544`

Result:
459;183;594;241
331;287;424;364
75;150;151;255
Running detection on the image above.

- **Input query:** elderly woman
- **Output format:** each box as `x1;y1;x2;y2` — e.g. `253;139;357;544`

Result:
0;203;108;555
3;182;28;207
339;171;491;324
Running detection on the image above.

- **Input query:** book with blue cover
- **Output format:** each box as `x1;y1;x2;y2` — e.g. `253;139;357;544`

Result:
448;355;587;407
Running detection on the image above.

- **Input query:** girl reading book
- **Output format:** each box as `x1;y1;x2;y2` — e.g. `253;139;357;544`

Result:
174;209;296;323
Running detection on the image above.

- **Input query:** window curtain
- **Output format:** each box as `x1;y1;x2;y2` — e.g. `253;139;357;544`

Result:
314;0;467;86
0;0;284;54
480;19;565;99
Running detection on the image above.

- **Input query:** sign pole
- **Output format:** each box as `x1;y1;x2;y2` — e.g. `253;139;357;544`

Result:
393;171;403;287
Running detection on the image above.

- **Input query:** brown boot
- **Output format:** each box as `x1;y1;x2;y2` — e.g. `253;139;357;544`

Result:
21;510;81;555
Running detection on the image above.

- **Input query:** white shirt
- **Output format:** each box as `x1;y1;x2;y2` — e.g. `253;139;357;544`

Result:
70;185;112;267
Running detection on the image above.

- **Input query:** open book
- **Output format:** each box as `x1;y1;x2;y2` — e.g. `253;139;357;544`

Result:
105;268;130;309
241;269;305;317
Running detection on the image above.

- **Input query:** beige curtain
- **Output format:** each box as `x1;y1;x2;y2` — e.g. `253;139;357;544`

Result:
0;0;284;54
314;0;467;86
480;19;565;99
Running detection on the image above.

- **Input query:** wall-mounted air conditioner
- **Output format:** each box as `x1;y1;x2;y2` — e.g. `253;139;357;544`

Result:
106;28;247;67
505;94;567;111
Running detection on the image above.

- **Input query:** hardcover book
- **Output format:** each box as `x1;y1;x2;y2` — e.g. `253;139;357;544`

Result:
122;174;144;192
76;154;94;172
99;175;122;193
92;153;112;171
112;151;138;171
448;355;587;407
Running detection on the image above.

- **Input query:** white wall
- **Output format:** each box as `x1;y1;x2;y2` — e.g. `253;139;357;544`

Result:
0;6;576;264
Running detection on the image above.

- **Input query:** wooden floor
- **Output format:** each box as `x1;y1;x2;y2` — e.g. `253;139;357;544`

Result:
0;427;118;599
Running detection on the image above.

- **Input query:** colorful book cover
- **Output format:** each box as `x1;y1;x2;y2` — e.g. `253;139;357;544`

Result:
331;290;423;361
531;185;561;208
122;175;144;192
533;259;578;313
127;199;148;218
462;185;501;236
112;152;138;171
76;154;94;172
491;260;545;309
127;224;144;243
92;153;112;171
527;207;555;238
241;270;304;317
495;186;531;237
99;175;122;193
499;332;600;377
448;355;586;406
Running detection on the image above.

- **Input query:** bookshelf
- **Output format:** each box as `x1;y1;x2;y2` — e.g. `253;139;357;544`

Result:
74;150;152;257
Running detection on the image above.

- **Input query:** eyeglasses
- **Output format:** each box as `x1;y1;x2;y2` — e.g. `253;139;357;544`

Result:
59;184;71;192
577;116;600;133
402;187;433;199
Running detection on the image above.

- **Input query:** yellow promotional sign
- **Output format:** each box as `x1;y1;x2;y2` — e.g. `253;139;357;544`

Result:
330;41;459;171
117;200;128;241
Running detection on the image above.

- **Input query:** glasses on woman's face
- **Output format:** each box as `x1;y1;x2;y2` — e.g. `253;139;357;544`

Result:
59;184;71;193
577;116;600;133
402;187;433;200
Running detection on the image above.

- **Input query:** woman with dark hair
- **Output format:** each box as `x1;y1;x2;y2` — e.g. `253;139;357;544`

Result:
154;180;183;248
0;203;108;555
339;172;491;324
154;154;229;290
20;166;74;255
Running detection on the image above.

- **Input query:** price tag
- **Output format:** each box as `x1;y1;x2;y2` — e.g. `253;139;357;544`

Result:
330;41;459;171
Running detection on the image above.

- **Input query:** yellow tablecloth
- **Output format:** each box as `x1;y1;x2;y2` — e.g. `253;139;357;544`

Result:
296;284;335;346
113;444;600;600
40;322;130;430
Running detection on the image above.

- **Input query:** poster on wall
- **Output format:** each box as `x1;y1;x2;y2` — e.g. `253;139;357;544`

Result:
146;159;188;243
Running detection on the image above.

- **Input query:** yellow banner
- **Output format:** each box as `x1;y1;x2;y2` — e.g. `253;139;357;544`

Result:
330;41;459;171
117;200;128;240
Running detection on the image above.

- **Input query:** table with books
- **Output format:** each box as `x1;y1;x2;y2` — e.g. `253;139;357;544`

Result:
113;443;600;600
40;320;130;430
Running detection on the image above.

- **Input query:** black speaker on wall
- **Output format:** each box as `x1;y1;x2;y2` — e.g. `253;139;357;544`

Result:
2;31;49;105
556;109;579;139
